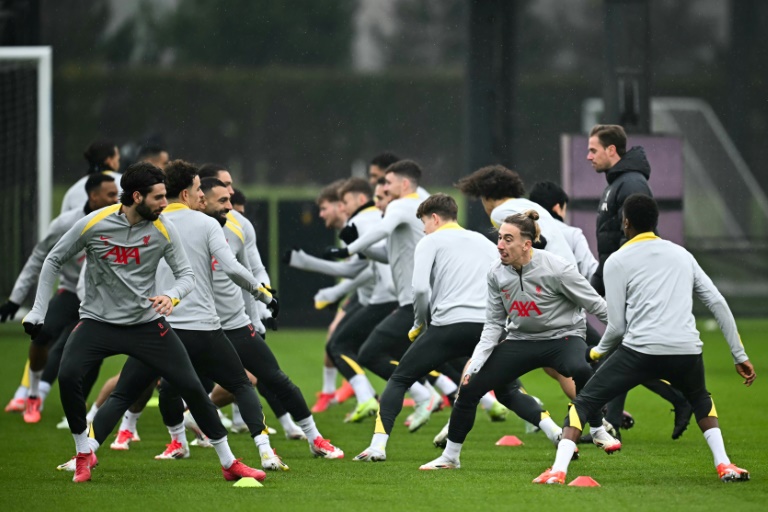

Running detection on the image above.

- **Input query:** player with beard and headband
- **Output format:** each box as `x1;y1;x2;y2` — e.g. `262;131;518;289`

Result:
22;162;266;483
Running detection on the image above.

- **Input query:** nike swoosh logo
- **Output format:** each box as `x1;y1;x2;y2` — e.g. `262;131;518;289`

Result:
160;328;169;337
501;288;509;292
99;236;111;240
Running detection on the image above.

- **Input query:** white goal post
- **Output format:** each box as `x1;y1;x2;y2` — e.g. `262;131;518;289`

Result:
0;46;52;240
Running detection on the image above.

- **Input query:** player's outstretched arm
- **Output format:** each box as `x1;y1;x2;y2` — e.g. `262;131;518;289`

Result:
23;217;90;328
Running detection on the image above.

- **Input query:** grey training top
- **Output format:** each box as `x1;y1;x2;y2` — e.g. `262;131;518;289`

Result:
595;234;748;363
557;220;598;280
347;194;424;307
24;204;195;326
412;223;497;329
212;218;253;331
470;249;607;370
156;204;272;330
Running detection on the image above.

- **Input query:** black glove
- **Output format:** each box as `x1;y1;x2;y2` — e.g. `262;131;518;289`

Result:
263;317;278;332
267;297;280;319
0;301;20;322
281;247;299;265
262;283;278;298
23;322;43;341
532;234;548;250
339;223;359;245
322;246;349;260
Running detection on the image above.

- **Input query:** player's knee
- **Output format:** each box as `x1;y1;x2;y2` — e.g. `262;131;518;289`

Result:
568;364;593;388
355;347;374;368
57;363;81;391
455;382;484;408
690;393;716;422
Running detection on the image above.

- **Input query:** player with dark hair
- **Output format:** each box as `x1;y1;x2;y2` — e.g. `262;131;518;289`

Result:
534;194;755;484
2;174;119;421
231;188;247;214
23;161;266;483
368;152;401;187
420;210;619;470
455;165;576;264
529;181;598;281
355;195;557;462
137;144;170;169
60;139;122;212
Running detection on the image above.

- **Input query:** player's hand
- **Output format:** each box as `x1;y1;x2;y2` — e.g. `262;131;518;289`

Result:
0;300;20;322
262;283;278;298
585;347;604;363
532;234;548;250
322;246;349;260
314;287;341;310
339;224;359;245
408;323;424;342
736;360;756;387
149;295;175;316
281;247;299;265
263;317;278;331
461;359;483;386
22;321;43;340
267;297;280;319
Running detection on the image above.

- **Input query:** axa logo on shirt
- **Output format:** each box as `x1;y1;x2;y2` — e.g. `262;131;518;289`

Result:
508;300;541;317
102;245;141;265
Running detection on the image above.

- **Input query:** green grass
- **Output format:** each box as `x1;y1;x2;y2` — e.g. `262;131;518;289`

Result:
1;320;767;511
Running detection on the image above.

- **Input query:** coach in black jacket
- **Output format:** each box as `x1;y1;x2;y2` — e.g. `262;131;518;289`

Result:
587;125;652;296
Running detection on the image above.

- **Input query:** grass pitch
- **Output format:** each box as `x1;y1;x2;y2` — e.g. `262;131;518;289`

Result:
1;320;766;511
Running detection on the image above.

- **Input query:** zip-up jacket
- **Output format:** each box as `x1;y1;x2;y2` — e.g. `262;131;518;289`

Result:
469;249;607;371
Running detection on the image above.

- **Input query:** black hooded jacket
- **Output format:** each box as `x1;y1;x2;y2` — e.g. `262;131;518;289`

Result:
590;146;652;295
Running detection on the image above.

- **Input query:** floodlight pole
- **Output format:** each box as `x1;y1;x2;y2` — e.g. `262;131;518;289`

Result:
602;0;651;134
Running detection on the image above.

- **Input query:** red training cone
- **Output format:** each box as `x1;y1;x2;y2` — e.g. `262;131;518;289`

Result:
495;435;524;446
568;476;601;487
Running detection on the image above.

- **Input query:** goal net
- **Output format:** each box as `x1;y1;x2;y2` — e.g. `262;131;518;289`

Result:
0;47;51;301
